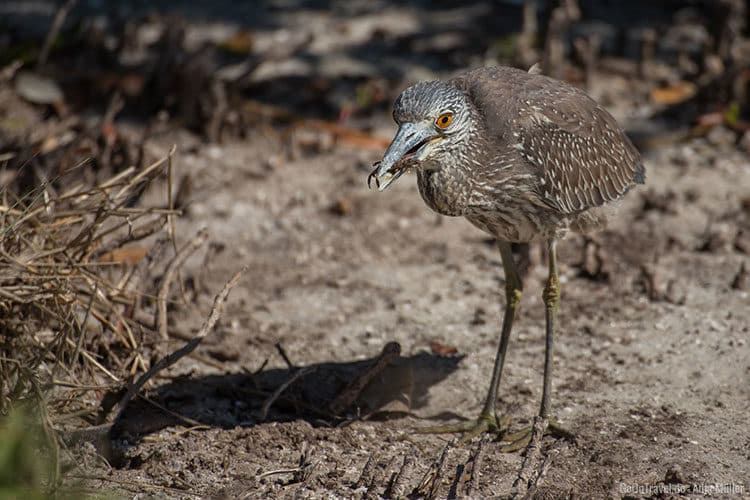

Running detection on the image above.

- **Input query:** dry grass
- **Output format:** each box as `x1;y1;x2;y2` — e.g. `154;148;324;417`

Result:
0;143;248;496
0;150;179;415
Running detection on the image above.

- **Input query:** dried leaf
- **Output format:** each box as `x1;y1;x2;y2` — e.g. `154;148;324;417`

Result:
430;341;458;356
220;30;254;54
650;81;696;105
98;247;148;265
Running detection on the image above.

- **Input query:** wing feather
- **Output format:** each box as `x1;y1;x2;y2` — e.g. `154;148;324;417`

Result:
516;90;644;213
458;67;645;215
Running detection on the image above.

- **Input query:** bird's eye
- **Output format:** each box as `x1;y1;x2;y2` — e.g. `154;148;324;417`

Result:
435;112;453;129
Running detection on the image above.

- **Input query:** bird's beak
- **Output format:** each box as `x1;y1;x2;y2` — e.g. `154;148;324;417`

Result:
368;122;440;191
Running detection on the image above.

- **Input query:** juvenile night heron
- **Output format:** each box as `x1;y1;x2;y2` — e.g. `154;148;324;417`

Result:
369;65;644;450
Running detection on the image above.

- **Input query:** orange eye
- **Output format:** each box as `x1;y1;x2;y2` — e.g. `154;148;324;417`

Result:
435;113;453;129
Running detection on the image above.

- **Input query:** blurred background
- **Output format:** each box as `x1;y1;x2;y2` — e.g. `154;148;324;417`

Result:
1;1;749;498
2;0;750;176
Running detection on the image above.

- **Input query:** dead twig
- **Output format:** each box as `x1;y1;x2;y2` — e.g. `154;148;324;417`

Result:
256;443;317;485
114;267;246;423
226;384;334;421
447;462;465;500
354;455;376;490
166;145;178;253
274;342;296;370
156;228;209;339
522;439;566;499
414;439;455;499
257;467;306;480
292;442;318;484
66;473;202;497
37;0;78;70
258;366;315;422
510;417;548;499
385;451;415;499
465;434;488;497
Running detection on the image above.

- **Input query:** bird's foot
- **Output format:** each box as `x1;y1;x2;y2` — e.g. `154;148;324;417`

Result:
499;416;574;452
416;412;513;445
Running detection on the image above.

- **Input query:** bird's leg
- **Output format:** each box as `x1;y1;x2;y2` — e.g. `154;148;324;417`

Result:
480;240;523;419
499;238;574;452
540;238;559;420
417;240;521;443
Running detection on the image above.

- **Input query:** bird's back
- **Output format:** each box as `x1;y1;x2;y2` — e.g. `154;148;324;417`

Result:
454;66;644;214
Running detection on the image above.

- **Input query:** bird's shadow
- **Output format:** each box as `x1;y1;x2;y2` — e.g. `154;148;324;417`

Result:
111;347;465;443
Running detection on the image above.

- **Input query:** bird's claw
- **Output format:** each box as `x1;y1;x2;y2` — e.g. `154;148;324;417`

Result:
415;413;574;452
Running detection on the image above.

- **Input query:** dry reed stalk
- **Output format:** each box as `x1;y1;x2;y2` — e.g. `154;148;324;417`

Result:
0;151;181;413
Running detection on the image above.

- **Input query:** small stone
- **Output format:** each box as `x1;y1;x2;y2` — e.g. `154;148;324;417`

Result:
705;125;736;148
664;464;685;484
329;197;354;216
14;71;64;104
698;222;738;252
731;263;749;290
580;239;609;281
665;281;684;304
734;229;750;254
471;306;487;325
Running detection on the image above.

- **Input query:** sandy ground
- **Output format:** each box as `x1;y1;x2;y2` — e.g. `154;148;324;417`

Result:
61;108;750;499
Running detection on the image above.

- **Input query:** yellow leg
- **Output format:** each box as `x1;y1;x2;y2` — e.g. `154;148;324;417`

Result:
498;238;574;451
418;241;522;443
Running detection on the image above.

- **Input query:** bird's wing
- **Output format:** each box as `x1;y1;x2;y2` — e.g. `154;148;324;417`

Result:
514;88;645;214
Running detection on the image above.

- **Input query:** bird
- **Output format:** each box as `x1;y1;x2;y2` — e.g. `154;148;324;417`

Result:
368;65;645;451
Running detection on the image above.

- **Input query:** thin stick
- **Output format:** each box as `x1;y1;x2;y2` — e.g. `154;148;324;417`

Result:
328;341;400;415
258;366;315;421
114;267;245;422
257;467;305;479
112;152;171;203
87;307;130;348
71;282;96;369
66;474;202;497
37;0;78;70
167;144;177;251
157;228;208;339
51;380;111;390
354;455;376;489
274;342;295;369
63;337;119;382
140;394;203;428
387;450;416;498
415;439;455;500
466;435;488;497
95;166;135;190
164;145;189;311
522;440;565;499
510;417;548;499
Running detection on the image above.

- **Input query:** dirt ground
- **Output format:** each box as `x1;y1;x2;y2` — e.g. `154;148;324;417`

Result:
61;104;748;498
3;1;749;498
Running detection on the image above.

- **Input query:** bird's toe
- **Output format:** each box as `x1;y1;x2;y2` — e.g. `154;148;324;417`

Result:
499;416;575;453
415;412;513;444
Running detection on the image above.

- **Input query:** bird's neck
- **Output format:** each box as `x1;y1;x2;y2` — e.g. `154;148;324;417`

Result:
416;163;472;217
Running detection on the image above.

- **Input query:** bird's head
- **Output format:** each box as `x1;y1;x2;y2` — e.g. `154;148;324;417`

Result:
369;80;476;191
